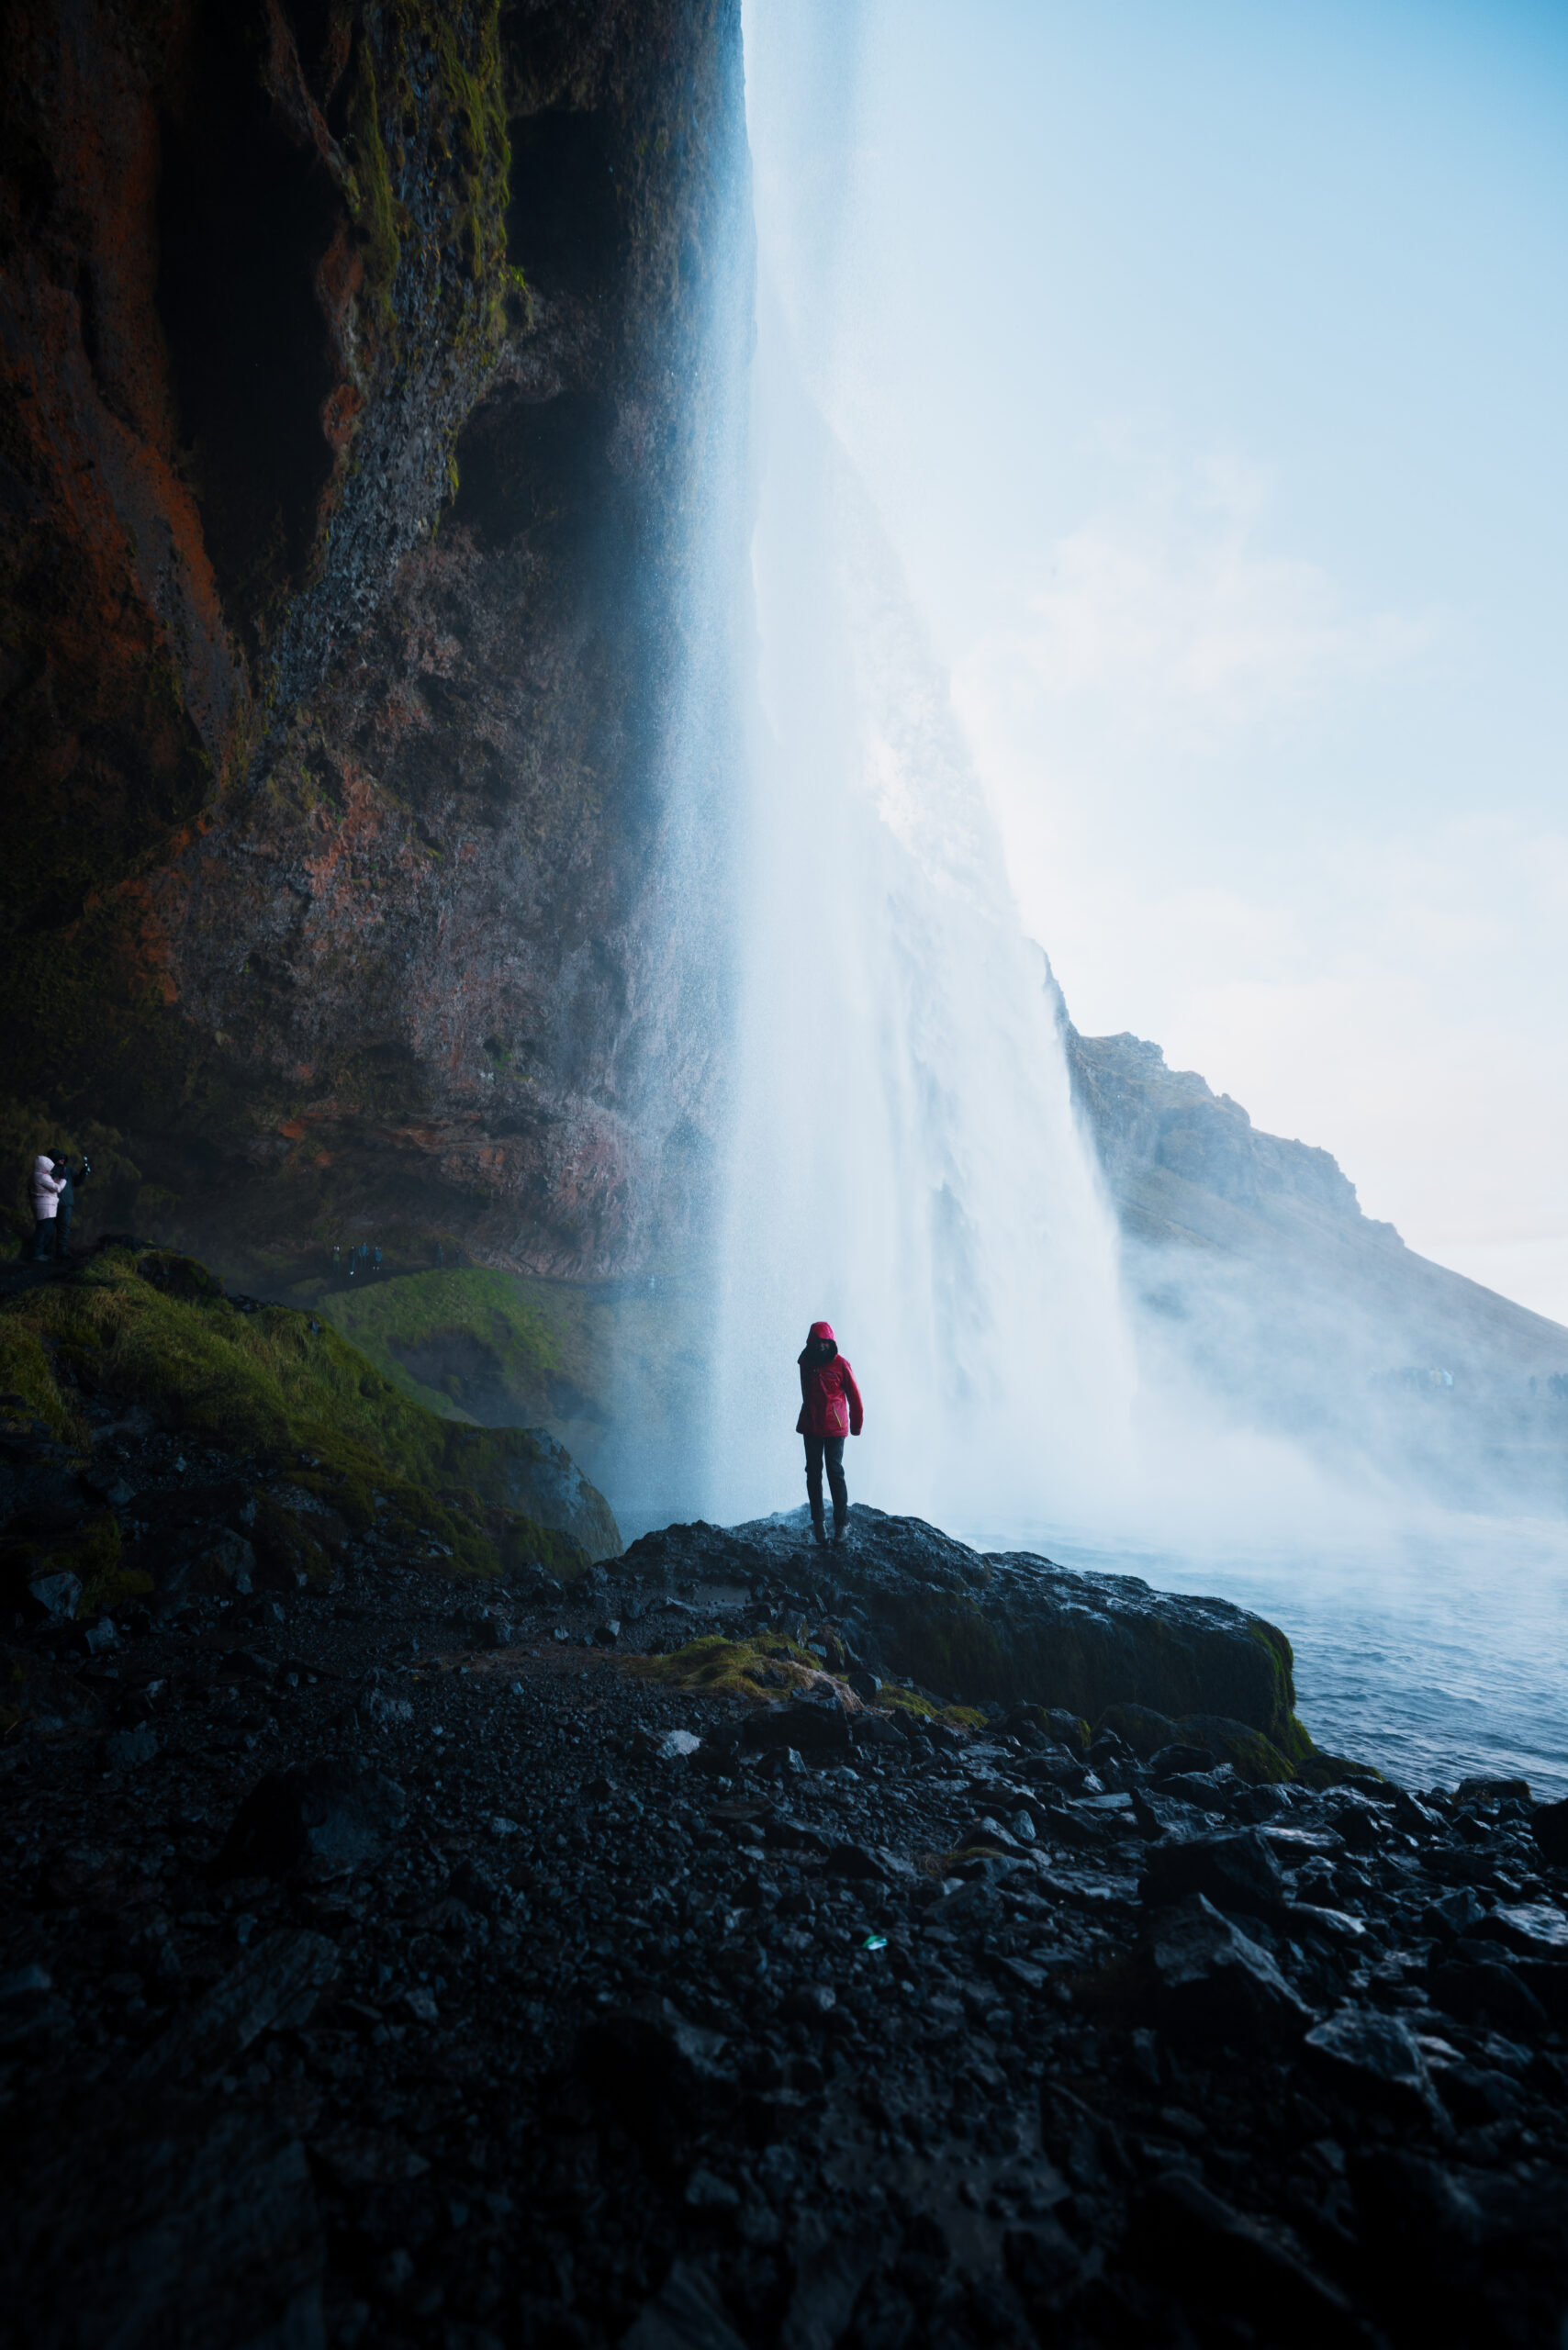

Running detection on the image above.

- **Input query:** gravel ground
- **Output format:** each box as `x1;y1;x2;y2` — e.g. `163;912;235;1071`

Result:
3;1453;1568;2349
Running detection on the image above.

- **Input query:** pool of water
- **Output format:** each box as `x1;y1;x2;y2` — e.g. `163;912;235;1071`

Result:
1009;1512;1568;1801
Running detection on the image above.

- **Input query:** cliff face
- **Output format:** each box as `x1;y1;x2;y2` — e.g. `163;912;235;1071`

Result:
1068;1027;1568;1507
1;0;745;1281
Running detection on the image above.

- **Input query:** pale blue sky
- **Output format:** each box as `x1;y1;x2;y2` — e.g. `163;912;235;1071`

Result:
750;0;1568;1320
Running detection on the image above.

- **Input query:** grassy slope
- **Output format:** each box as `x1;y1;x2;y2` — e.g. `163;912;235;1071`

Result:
313;1267;709;1494
0;1247;620;1573
319;1268;574;1425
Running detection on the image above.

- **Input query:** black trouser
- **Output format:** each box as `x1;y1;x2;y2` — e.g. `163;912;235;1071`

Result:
33;1217;56;1261
54;1203;73;1259
803;1434;847;1517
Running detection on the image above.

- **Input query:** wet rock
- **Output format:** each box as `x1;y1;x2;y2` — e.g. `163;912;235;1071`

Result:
781;2226;883;2350
1003;2220;1097;2319
823;1841;910;1882
1260;1823;1345;1867
619;1509;1307;1751
1428;1955;1549;2037
1137;2168;1358;2338
1149;1893;1316;2042
1304;2004;1446;2123
778;1986;837;2026
217;1758;408;1881
579;1999;736;2141
219;1647;276;1683
634;1726;704;1761
130;1929;337;2084
1148;1740;1218;1778
1282;1901;1368;1947
848;1712;903;1751
1421;1886;1489;1940
1139;1826;1286;1919
740;1693;851;1756
621;2258;747;2350
101;1724;161;1769
24;1567;83;1622
1455;1776;1532;1807
0;1968;72;2050
1159;1764;1243;1807
0;2098;324;2350
1530;1797;1568;1866
1476;1902;1568;1961
364;1686;413;1727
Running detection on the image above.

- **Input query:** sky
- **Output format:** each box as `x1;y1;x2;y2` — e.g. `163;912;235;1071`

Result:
752;0;1568;1325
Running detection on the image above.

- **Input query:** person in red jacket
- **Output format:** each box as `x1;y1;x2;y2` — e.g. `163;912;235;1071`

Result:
796;1319;864;1548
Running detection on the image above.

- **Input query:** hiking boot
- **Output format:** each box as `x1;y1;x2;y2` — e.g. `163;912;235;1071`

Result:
831;1504;849;1547
809;1499;828;1549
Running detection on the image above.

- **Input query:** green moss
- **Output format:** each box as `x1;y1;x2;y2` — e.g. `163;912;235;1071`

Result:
1245;1620;1299;1734
878;1684;936;1720
1172;1714;1297;1785
0;1247;618;1578
0;1322;81;1442
321;1268;563;1426
346;38;401;327
625;1634;823;1702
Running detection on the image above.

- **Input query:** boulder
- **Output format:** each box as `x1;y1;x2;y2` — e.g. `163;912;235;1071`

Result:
1139;1829;1286;1919
1148;1894;1315;2042
739;1693;851;1756
1304;2006;1446;2125
614;1509;1308;1758
218;1759;407;1881
578;1999;736;2142
1530;1798;1568;1867
130;1929;338;2084
23;1567;82;1623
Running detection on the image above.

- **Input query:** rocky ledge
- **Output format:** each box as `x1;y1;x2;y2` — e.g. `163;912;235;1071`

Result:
2;1503;1565;2350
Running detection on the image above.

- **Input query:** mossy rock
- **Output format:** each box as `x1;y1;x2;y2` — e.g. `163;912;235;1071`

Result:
1294;1750;1386;1791
0;1244;621;1580
1095;1703;1182;1758
1171;1713;1299;1785
625;1634;824;1703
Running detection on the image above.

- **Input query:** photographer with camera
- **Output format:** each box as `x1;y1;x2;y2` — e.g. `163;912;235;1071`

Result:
50;1149;90;1261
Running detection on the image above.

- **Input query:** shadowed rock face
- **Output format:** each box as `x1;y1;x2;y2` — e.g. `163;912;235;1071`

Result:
0;0;746;1284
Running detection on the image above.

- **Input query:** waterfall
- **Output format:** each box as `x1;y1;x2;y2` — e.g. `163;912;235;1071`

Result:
707;4;1136;1542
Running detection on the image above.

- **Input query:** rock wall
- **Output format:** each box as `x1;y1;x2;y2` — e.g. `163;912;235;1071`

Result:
1;0;746;1283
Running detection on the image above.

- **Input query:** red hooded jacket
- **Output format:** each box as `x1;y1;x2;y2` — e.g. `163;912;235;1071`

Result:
796;1321;864;1439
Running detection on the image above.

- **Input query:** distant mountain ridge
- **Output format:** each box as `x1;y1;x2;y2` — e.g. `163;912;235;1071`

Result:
1064;1023;1568;1509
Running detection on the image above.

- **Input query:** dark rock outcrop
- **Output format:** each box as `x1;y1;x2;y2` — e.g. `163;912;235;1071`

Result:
1;0;746;1284
612;1505;1314;1767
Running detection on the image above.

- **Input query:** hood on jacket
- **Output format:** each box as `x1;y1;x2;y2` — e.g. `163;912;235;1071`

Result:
800;1319;838;1367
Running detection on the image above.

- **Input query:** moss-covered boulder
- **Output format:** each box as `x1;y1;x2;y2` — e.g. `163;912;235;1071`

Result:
610;1505;1337;1776
0;1244;622;1580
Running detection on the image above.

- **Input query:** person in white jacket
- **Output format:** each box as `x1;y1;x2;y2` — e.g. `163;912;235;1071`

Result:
29;1154;64;1262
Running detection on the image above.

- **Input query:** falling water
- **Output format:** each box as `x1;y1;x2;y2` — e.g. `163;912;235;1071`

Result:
708;6;1136;1537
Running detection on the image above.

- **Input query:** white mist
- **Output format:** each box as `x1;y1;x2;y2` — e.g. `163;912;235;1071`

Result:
709;8;1134;1536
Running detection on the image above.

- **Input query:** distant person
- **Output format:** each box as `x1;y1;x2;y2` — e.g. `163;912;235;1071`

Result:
29;1153;63;1261
796;1319;864;1549
373;1247;382;1274
50;1151;89;1259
